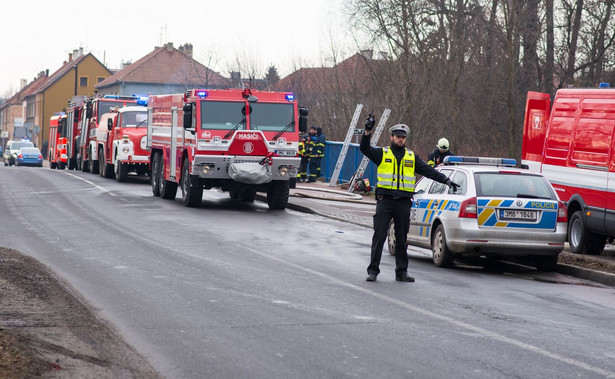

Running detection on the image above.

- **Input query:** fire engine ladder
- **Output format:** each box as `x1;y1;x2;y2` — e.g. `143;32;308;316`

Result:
347;108;391;192
329;104;363;187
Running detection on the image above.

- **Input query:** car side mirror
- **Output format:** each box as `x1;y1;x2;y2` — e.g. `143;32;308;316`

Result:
107;118;113;131
298;106;308;133
183;103;193;129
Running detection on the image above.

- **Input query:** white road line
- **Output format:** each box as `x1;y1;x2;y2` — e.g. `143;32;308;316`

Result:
63;172;117;197
246;246;615;378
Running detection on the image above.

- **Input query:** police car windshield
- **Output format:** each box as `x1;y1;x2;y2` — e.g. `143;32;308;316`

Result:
200;101;246;130
249;103;294;132
474;172;556;200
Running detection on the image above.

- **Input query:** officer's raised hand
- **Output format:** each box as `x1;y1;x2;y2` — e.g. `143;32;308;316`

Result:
364;113;375;131
445;178;460;192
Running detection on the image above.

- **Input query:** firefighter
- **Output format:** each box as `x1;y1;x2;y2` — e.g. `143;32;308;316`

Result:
427;137;454;167
360;115;459;282
297;134;309;182
307;126;325;182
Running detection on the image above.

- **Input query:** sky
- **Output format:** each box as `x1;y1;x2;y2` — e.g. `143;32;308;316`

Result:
0;0;355;97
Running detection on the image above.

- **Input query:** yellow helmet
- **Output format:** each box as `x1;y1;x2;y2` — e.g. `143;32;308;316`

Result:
437;138;449;151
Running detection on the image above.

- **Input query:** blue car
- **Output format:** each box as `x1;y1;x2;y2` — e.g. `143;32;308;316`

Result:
15;147;43;167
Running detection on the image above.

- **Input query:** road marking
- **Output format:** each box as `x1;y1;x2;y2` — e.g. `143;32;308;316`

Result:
63;172;116;197
246;246;615;378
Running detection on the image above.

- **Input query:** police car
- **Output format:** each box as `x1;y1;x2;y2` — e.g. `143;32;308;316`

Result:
387;156;567;271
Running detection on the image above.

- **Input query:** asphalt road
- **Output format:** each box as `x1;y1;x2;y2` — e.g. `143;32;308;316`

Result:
1;165;615;378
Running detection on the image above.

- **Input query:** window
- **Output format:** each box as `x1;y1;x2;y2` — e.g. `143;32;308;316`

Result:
79;77;88;87
414;177;433;194
249;103;294;132
97;77;105;83
448;171;468;195
429;169;453;194
200;101;246;130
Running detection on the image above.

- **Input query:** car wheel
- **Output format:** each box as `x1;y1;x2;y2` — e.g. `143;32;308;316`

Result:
568;211;606;255
432;224;455;268
535;254;559;271
115;159;128;182
387;219;396;256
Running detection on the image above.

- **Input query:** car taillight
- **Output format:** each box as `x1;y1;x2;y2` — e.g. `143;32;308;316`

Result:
18;154;23;158
459;197;477;218
557;201;567;222
38;155;43;159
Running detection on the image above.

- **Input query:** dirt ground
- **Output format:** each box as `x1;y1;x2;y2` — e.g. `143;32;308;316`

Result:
1;247;614;378
0;247;160;378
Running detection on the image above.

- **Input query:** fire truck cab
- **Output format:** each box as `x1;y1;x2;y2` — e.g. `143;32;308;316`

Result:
522;87;615;254
78;95;139;174
147;88;307;209
97;105;150;181
48;113;68;169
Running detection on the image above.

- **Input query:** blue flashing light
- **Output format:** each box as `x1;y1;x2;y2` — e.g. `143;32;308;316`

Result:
285;93;294;101
599;82;610;88
443;156;517;167
196;90;208;98
136;99;148;106
103;95;119;99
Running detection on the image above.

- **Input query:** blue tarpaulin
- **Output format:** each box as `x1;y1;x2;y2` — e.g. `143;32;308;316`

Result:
316;141;378;186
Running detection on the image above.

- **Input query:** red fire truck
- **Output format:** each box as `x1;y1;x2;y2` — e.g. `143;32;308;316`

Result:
96;105;150;181
78;95;140;174
522;87;615;255
65;96;87;170
48;113;68;169
147;88;307;209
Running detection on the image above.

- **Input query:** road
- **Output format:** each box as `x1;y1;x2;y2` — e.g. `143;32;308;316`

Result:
1;165;615;378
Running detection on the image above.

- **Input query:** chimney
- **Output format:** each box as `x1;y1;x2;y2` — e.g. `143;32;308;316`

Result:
166;42;174;51
20;79;27;89
360;49;373;59
179;43;193;58
79;47;83;56
68;52;73;61
73;49;79;59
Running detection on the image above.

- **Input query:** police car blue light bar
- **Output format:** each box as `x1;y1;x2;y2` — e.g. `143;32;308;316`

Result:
443;156;517;167
285;93;294;101
196;90;208;98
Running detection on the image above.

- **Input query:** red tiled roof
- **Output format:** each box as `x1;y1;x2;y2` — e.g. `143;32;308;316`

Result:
19;74;49;100
96;45;228;88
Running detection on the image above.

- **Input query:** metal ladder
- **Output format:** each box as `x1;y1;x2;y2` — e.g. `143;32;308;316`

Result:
347;108;391;192
328;104;363;187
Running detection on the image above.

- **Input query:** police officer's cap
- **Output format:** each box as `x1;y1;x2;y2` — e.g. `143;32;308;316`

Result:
389;124;409;136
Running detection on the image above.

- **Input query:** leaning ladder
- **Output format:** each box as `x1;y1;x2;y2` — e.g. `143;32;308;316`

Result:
329;104;363;187
347;108;391;192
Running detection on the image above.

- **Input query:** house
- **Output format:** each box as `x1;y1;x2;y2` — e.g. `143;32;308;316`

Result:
0;73;48;148
25;48;112;154
95;43;228;96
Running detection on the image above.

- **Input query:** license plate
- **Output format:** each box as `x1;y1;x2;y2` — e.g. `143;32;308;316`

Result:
499;209;537;221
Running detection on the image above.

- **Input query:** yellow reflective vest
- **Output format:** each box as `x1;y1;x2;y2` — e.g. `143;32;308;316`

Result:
376;147;416;192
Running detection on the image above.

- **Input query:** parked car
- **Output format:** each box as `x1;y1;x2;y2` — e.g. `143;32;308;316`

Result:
3;140;35;166
15;147;43;167
387;156;567;271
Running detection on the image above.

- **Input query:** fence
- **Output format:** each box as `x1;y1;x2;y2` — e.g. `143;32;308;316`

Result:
319;141;378;186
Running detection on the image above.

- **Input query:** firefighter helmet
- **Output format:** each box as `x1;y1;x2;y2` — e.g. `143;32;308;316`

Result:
437;138;450;151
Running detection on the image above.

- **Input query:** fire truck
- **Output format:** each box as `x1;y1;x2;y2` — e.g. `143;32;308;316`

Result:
96;105;150;181
147;88;307;209
78;95;140;174
48;113;68;169
65;96;86;170
522;86;615;255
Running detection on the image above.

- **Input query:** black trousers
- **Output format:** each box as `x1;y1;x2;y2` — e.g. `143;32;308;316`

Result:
367;196;412;276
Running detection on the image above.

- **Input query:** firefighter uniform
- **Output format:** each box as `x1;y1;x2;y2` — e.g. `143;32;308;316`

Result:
427;138;454;167
308;126;325;182
360;123;457;282
297;135;309;182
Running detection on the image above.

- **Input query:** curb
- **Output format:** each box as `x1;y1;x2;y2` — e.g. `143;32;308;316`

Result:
555;263;615;287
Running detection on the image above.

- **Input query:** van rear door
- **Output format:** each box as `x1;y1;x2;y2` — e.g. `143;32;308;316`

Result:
522;92;551;171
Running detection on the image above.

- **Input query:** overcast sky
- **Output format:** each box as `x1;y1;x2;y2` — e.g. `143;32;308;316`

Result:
0;0;354;96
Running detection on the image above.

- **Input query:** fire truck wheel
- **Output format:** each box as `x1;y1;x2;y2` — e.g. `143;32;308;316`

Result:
267;180;289;210
68;158;76;170
59;162;66;170
181;158;202;207
115;161;128;182
229;191;240;200
160;164;178;200
239;189;256;203
80;156;89;172
99;150;105;177
50;162;57;169
151;153;161;197
568;211;606;255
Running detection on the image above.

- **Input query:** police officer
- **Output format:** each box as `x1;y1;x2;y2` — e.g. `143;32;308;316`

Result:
360;115;459;282
427;137;454;167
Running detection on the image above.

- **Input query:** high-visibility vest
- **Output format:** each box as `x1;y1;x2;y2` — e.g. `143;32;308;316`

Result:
298;140;305;157
376;147;416;192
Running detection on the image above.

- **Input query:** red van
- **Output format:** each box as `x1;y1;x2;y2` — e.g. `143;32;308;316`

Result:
522;88;615;255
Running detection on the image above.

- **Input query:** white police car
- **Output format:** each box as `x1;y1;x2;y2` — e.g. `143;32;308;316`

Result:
388;156;567;271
